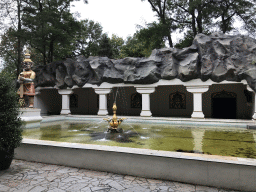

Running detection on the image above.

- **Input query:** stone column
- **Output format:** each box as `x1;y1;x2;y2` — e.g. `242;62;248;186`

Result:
247;85;256;120
58;89;73;115
253;93;256;120
186;85;209;118
94;88;112;116
136;87;155;117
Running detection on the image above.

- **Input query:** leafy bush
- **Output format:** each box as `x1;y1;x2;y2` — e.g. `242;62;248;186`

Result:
0;72;23;157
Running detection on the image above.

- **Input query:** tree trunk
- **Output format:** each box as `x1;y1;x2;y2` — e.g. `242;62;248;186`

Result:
167;32;173;48
48;40;54;63
191;14;197;36
196;14;203;33
196;2;203;34
221;14;227;34
17;0;21;78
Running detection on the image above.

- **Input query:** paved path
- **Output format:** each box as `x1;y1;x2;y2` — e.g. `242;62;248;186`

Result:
0;160;238;192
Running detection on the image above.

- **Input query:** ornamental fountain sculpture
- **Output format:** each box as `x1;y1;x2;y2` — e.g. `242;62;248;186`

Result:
17;50;36;108
103;103;126;133
17;50;43;127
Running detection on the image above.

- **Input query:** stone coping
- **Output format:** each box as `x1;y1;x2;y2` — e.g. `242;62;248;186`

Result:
41;115;256;129
22;138;256;167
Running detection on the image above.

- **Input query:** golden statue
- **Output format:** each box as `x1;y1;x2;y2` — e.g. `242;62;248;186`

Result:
17;50;36;108
104;103;126;133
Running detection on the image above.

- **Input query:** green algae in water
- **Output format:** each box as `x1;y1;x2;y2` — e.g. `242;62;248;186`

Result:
22;121;256;159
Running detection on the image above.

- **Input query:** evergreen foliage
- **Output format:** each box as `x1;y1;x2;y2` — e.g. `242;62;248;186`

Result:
137;22;166;50
110;34;124;59
120;34;147;58
97;34;114;58
74;19;103;58
0;28;25;78
175;31;195;49
0;72;23;157
22;0;82;64
1;0;256;72
142;0;256;47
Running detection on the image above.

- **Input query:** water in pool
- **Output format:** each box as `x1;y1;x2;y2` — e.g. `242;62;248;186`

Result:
22;121;256;159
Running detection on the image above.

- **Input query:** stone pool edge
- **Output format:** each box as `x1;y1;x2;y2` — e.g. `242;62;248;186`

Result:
38;115;256;129
15;138;256;191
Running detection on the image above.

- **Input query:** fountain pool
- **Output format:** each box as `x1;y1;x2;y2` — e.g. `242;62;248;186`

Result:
16;117;256;191
22;120;256;159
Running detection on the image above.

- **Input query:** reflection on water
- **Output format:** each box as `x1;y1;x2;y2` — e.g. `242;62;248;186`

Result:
22;121;256;159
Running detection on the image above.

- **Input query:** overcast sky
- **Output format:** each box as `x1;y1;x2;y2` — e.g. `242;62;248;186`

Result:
70;0;157;39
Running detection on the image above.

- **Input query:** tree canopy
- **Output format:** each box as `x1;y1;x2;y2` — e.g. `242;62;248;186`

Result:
0;0;88;76
1;0;256;77
142;0;256;48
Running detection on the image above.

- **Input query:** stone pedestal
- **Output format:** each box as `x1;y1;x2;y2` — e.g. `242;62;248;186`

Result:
58;89;73;115
18;108;43;128
94;88;112;116
186;85;209;118
136;87;155;117
34;88;41;109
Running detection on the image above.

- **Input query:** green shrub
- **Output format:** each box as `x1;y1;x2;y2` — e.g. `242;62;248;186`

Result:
0;72;23;157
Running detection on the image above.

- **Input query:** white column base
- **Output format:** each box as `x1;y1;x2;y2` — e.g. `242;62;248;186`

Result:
60;109;71;115
98;109;109;116
140;110;152;117
253;113;256;120
191;111;205;118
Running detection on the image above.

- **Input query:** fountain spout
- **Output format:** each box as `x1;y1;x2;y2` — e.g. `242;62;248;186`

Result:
103;103;126;133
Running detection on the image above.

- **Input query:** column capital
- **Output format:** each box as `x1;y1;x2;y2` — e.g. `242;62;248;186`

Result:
186;85;209;93
136;87;155;94
94;88;112;95
58;89;73;95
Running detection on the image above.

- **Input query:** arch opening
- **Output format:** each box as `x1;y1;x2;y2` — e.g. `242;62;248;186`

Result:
211;90;237;119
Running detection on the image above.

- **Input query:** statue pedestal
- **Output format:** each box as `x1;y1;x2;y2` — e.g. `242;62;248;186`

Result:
18;108;43;128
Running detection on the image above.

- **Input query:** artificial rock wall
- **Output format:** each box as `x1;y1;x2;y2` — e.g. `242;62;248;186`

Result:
34;33;256;92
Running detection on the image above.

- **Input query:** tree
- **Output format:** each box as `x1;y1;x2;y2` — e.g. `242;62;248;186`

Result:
0;0;88;73
0;72;23;170
174;30;194;49
0;27;25;79
141;0;177;47
0;0;24;78
137;22;166;50
173;0;214;37
120;34;148;58
210;0;256;34
74;19;103;58
97;34;113;58
21;0;84;65
110;34;124;59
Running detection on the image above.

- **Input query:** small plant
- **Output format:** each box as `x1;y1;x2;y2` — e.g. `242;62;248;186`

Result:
0;72;23;169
